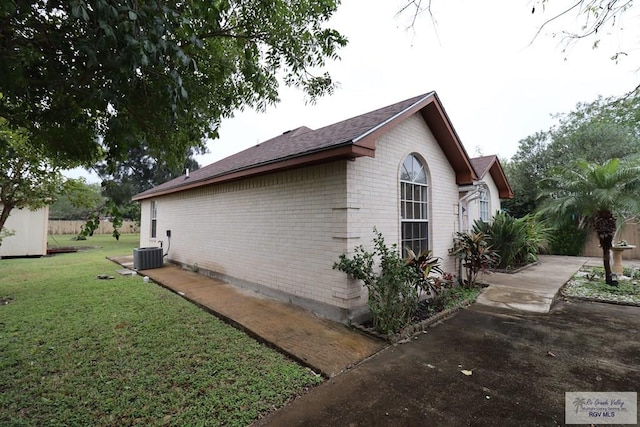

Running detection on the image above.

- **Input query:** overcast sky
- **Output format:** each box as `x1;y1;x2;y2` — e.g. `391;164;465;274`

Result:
72;0;640;181
197;0;640;167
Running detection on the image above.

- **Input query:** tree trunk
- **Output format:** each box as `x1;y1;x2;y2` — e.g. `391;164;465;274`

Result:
599;236;616;286
594;211;618;286
0;203;14;235
0;204;13;246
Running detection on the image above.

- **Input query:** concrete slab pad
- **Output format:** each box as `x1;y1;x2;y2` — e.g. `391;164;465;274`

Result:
477;286;552;313
477;255;590;313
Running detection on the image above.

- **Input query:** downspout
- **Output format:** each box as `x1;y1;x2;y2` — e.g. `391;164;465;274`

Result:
455;181;487;284
458;181;486;232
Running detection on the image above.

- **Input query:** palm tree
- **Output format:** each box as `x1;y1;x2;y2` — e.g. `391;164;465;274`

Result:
539;158;640;285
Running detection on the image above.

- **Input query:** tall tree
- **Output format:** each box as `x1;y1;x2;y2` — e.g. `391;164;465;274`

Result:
539;158;640;285
502;132;554;217
0;0;347;169
95;147;200;220
49;179;104;220
503;93;640;217
0;113;62;244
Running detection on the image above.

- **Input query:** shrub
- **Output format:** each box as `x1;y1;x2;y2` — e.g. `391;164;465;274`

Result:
333;229;441;335
548;217;589;256
448;232;498;287
473;212;552;270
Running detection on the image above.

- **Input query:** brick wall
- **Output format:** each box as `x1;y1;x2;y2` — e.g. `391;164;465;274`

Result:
139;113;468;320
139;162;354;318
466;173;502;226
345;113;460;276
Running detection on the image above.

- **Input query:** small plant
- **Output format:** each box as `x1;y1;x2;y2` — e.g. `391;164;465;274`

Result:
405;247;444;300
622;267;640;279
449;232;499;287
334;229;441;335
590;266;605;277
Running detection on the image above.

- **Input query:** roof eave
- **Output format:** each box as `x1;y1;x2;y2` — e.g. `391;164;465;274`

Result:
488;160;514;199
356;92;477;185
133;144;373;201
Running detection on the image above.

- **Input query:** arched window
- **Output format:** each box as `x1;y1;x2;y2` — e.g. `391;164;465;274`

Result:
400;154;429;257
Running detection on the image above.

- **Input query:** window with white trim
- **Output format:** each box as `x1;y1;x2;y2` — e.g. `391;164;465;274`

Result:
400;154;429;257
151;200;158;239
479;190;490;222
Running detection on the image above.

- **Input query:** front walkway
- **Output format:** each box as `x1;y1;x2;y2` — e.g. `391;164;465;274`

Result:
476;255;590;313
109;256;384;378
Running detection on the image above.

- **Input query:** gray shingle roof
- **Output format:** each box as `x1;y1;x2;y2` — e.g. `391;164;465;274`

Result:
470;155;496;179
470;155;514;199
134;92;434;200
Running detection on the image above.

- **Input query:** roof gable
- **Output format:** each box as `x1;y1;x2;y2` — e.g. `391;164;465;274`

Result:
470;155;514;199
134;92;478;200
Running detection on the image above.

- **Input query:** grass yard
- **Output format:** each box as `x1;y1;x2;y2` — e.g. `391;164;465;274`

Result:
0;234;321;426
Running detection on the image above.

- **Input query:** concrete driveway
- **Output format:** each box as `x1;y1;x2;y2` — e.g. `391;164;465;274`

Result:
256;300;640;426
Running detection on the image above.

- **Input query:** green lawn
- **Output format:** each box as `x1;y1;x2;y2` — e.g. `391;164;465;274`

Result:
0;234;321;426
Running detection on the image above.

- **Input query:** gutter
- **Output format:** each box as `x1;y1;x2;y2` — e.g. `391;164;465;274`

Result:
133;142;371;201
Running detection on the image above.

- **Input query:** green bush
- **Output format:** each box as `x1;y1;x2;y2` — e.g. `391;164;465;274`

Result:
548;217;588;255
473;212;552;270
333;229;441;335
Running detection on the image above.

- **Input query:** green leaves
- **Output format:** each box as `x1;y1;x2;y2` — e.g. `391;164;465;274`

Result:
503;93;640;218
473;212;551;270
0;0;346;169
539;157;640;284
449;232;499;287
0;115;63;240
334;229;430;336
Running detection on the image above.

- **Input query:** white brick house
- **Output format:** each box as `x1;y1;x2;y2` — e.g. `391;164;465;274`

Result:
134;92;513;322
460;155;513;232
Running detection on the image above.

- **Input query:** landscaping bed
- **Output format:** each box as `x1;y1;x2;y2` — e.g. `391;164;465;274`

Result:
562;266;640;306
354;286;482;343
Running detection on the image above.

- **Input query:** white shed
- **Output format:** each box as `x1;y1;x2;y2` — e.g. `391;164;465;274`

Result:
0;206;49;257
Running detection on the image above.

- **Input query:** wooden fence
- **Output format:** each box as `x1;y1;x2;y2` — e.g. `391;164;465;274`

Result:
48;219;139;236
582;224;640;259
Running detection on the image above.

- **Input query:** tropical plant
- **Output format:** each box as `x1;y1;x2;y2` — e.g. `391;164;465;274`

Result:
473;212;552;270
333;229;441;335
405;247;444;300
502;93;640;218
539;158;640;285
448;232;499;287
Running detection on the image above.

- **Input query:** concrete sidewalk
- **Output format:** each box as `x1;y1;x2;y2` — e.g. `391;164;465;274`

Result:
109;256;385;378
476;255;590;313
109;253;594;377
